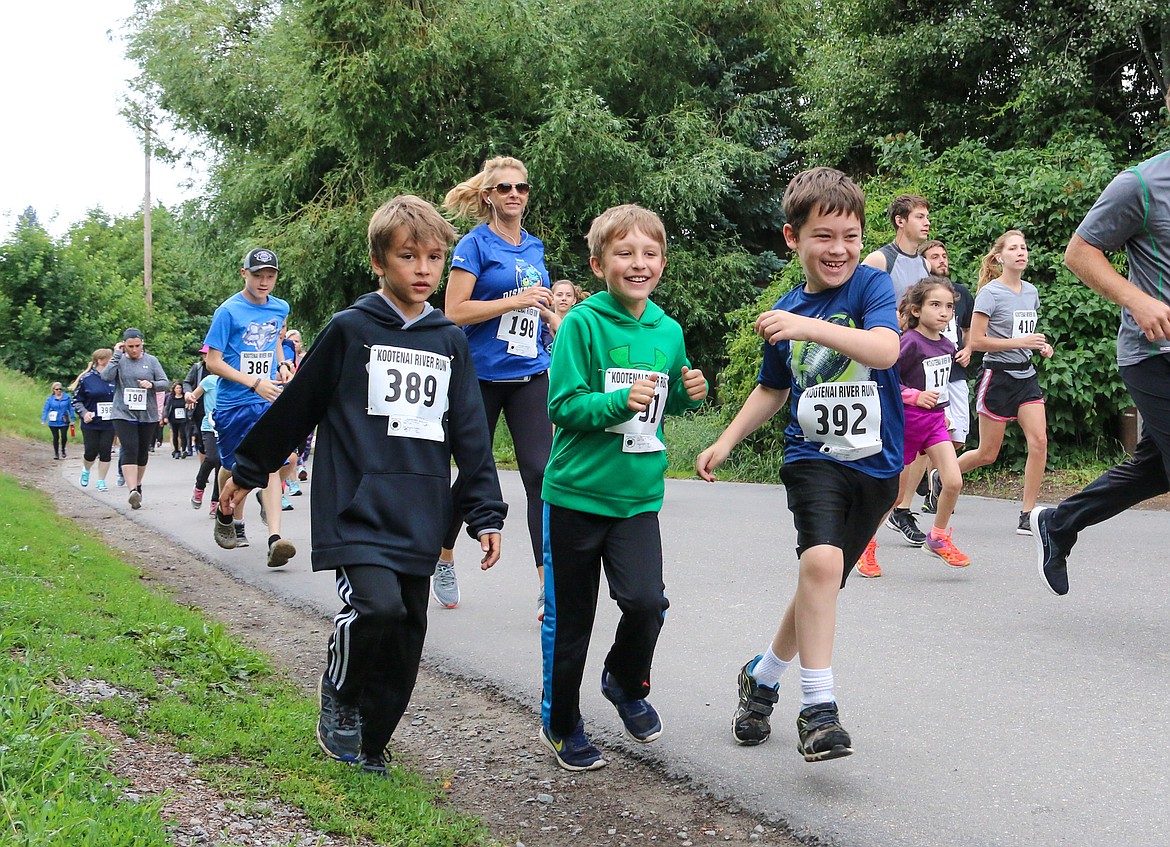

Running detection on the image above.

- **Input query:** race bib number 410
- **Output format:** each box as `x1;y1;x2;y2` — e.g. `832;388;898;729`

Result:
367;345;451;442
1012;310;1037;337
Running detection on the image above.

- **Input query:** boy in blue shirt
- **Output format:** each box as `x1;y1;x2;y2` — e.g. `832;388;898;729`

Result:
696;167;903;761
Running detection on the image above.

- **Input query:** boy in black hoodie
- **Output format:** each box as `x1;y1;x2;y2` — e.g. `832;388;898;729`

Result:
218;195;507;774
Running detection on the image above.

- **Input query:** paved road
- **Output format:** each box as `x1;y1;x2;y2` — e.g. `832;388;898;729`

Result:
63;455;1168;847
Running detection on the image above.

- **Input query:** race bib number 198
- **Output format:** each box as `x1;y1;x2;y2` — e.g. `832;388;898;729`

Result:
367;345;451;442
496;306;540;358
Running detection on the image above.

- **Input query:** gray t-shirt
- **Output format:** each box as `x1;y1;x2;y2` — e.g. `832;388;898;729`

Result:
100;351;170;422
1076;151;1170;366
973;280;1040;379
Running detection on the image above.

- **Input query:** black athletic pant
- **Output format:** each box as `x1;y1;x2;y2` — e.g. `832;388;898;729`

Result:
113;419;155;468
1048;355;1170;548
49;426;68;456
81;427;115;463
443;373;552;568
542;506;668;737
326;565;429;758
195;430;221;502
170;420;189;454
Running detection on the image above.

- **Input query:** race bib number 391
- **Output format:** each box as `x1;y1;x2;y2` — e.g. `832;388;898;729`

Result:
367;345;451;442
604;368;668;453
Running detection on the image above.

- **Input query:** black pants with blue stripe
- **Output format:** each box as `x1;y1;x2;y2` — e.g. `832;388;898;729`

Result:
541;506;669;738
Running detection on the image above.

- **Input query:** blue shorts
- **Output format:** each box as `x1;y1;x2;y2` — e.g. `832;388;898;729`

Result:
214;401;270;471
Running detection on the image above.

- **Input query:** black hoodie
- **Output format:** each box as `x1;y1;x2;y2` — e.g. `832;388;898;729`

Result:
231;292;507;575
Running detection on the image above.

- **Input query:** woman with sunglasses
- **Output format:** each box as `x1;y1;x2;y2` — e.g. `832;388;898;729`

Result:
41;381;74;460
436;155;556;617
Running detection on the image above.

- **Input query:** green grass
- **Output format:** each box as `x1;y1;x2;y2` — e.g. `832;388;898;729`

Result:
0;473;493;845
0;363;53;440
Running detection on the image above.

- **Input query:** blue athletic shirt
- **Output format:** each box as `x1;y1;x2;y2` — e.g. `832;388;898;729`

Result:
450;222;551;381
757;263;905;479
199;373;220;433
204;291;289;412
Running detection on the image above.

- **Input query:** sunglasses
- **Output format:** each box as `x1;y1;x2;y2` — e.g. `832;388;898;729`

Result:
53;388;63;392
490;182;530;195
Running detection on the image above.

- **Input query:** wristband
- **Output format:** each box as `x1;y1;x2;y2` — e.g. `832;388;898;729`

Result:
251;377;262;392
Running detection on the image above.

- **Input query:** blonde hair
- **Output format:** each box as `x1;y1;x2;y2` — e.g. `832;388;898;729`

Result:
70;348;112;391
368;195;458;267
586;204;667;260
443;156;528;223
977;229;1025;290
551;279;588;303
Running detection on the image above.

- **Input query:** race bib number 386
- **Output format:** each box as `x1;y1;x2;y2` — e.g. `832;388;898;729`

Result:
367;345;451;442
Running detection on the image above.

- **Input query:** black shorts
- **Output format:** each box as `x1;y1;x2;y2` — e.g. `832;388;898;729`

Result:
780;459;898;587
974;369;1044;422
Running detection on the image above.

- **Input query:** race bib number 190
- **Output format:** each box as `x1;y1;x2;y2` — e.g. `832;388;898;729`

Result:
123;388;147;411
367;345;451;442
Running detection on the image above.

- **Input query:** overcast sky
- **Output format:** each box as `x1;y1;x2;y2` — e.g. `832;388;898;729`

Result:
1;2;204;238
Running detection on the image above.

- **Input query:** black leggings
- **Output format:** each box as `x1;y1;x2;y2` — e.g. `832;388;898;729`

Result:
195;430;221;501
113;419;156;467
442;373;552;568
49;426;68;455
82;427;115;463
170;420;189;453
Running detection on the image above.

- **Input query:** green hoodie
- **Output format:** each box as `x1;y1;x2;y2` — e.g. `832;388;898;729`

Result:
543;291;704;518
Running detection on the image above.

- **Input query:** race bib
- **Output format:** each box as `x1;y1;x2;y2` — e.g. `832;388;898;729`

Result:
604;369;668;453
173;408;186;420
367;345;451;442
922;354;952;391
1012;310;1037;337
96;402;113;420
123;388;147;411
48;410;59;422
794;381;882;461
240;350;274;378
496;306;540;358
941;317;959;346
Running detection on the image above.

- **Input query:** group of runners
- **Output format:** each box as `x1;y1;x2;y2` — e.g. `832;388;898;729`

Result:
45;87;1170;778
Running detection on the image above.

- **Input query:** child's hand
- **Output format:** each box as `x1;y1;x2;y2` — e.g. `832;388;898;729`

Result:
955;347;972;367
917;390;940;409
754;309;810;345
217;479;251;517
695;442;729;482
681;366;707;402
480;532;501;570
627;377;658;413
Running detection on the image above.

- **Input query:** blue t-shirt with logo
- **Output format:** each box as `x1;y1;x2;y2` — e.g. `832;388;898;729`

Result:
204;291;289;411
758;264;904;479
450;222;551;381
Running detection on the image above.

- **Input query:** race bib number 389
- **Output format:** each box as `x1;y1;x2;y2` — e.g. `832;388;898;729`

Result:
367;345;451;442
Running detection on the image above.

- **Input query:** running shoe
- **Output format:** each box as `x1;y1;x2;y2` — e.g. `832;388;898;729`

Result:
885;509;926;546
256;490;268;526
267;537;296;569
117;472;125;487
298;467;308;481
128;489;142;510
1017;511;1033;536
539;720;607;771
281;494;293;511
209;500;218;518
1031;507;1069;596
537;586;546;622
357;751;390;775
213;512;237;549
316;673;361;762
796;701;853;762
856;538;881;578
923;528;970;568
191;487;204;508
95;480;108;492
601;670;662;743
431;562;459;608
234;522;249;548
733;656;779;746
80;469;90;487
922;469;942;515
287;480;302;496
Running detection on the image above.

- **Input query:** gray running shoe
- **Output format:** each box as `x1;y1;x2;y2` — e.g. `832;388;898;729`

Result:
431;562;459;608
885;509;926;546
358;751;390;775
267;537;296;569
733;656;779;746
316;673;361;762
797;701;853;762
255;490;268;526
537;586;546;622
1017;510;1033;536
234;522;249;548
128;489;142;510
213;513;237;549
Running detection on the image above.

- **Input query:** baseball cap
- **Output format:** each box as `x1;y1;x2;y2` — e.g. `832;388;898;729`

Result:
199;344;210;354
122;327;144;340
242;248;279;272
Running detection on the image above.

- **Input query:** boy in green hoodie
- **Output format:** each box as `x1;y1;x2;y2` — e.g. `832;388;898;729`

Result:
539;204;708;771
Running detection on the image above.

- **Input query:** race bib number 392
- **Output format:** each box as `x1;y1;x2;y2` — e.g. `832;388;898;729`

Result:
367;345;451;442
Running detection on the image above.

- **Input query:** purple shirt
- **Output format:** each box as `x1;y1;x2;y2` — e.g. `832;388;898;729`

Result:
898;328;955;409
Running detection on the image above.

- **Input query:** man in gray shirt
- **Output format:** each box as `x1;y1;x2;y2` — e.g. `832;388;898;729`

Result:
1033;86;1170;595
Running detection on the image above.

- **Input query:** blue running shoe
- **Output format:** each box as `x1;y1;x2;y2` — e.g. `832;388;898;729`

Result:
80;469;90;487
539;720;607;771
95;480;108;492
601;670;662;743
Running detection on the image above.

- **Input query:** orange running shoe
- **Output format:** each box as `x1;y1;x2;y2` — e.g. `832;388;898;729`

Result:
856;538;881;578
923;528;970;568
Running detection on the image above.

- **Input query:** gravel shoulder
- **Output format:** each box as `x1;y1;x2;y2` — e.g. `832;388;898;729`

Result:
5;435;797;847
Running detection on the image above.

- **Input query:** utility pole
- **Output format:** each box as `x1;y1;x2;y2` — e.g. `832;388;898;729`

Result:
144;122;153;312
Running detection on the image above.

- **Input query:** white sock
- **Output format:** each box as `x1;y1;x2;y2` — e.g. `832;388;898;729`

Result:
800;666;834;706
752;646;790;688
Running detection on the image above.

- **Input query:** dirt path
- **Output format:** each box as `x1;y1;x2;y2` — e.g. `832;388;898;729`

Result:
5;436;797;847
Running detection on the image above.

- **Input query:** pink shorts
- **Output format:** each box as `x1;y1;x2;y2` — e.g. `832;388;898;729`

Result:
902;405;952;465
